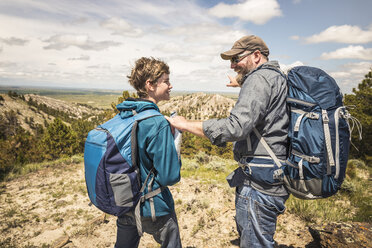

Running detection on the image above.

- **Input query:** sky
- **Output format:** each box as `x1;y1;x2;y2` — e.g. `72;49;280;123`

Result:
0;0;371;94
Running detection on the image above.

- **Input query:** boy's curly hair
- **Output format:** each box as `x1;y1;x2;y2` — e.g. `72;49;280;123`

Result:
127;57;170;98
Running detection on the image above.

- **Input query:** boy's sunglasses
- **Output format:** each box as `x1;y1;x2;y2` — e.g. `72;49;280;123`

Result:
230;51;253;64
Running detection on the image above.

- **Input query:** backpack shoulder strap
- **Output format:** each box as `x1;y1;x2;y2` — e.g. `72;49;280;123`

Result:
131;109;162;168
134;109;162;121
130;109;163;236
262;66;287;80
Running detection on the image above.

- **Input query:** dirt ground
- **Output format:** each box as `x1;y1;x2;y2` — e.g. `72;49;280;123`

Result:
0;162;314;248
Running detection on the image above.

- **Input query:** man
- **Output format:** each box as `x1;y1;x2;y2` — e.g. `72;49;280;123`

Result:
166;35;289;247
115;57;182;248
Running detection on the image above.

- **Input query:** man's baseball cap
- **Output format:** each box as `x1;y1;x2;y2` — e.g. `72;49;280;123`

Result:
220;35;270;60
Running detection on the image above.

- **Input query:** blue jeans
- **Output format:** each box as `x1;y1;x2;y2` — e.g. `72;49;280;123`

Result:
115;212;181;248
235;184;288;248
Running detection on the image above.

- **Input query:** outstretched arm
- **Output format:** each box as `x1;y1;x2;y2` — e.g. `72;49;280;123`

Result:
164;116;206;138
226;75;240;87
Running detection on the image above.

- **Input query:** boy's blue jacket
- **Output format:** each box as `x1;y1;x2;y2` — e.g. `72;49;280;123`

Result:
117;99;181;217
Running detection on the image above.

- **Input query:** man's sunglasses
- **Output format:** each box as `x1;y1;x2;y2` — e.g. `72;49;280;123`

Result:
230;51;253;64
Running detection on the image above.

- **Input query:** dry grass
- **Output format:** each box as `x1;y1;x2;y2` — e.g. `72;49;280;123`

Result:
0;156;316;247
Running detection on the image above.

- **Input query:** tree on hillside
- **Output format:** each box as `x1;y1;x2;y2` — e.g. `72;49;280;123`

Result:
0;127;41;180
0;110;21;140
181;132;233;159
344;68;372;163
71;119;95;153
41;118;79;160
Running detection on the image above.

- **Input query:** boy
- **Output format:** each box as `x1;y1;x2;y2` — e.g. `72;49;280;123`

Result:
115;57;182;248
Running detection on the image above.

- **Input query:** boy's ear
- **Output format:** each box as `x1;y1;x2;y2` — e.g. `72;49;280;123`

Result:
145;79;155;92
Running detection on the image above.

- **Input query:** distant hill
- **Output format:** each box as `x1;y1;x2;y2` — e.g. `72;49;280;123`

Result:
0;93;102;134
0;91;236;135
158;92;236;120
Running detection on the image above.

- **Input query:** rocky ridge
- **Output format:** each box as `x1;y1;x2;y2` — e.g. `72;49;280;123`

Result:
0;93;102;133
158;92;236;120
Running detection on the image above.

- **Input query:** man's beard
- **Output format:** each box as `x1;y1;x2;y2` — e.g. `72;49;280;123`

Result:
235;67;249;86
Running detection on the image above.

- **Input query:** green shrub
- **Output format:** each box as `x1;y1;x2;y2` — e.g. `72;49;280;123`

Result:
346;160;358;179
286;195;353;223
339;178;357;194
181;153;237;182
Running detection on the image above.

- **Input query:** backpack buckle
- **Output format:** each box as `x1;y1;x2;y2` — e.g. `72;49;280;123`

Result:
308;156;320;163
322;110;329;124
308;112;320;119
273;169;283;180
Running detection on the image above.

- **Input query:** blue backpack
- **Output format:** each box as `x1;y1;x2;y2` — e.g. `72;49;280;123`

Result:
254;66;352;199
84;108;162;235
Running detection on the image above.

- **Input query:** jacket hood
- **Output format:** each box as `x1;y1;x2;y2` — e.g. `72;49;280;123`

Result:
116;98;159;118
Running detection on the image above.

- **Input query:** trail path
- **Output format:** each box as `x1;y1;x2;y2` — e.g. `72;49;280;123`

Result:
0;162;314;247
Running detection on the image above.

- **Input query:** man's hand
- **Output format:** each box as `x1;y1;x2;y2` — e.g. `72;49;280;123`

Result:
164;115;189;132
226;75;240;87
165;115;206;138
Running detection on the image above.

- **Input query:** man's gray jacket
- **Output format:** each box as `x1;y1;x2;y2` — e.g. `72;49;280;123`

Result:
203;61;289;195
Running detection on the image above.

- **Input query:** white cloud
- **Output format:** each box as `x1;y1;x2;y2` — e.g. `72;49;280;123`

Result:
153;42;183;54
0;61;17;67
330;71;351;78
100;17;143;37
66;17;89;25
68;55;90;61
2;0;368;94
208;0;282;25
0;36;29;46
43;34;122;51
290;35;300;41
165;23;246;46
157;23;247;64
305;25;372;44
346;61;372;75
330;62;372;93
320;45;372;60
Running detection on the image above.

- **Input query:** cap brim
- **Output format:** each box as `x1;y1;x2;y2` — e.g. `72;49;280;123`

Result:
220;48;245;60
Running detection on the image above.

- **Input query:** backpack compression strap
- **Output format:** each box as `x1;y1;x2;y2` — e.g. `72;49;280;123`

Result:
253;128;312;194
134;167;165;236
321;110;335;175
253;128;283;169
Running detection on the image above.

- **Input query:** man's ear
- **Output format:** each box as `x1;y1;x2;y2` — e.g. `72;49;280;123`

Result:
252;50;261;63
